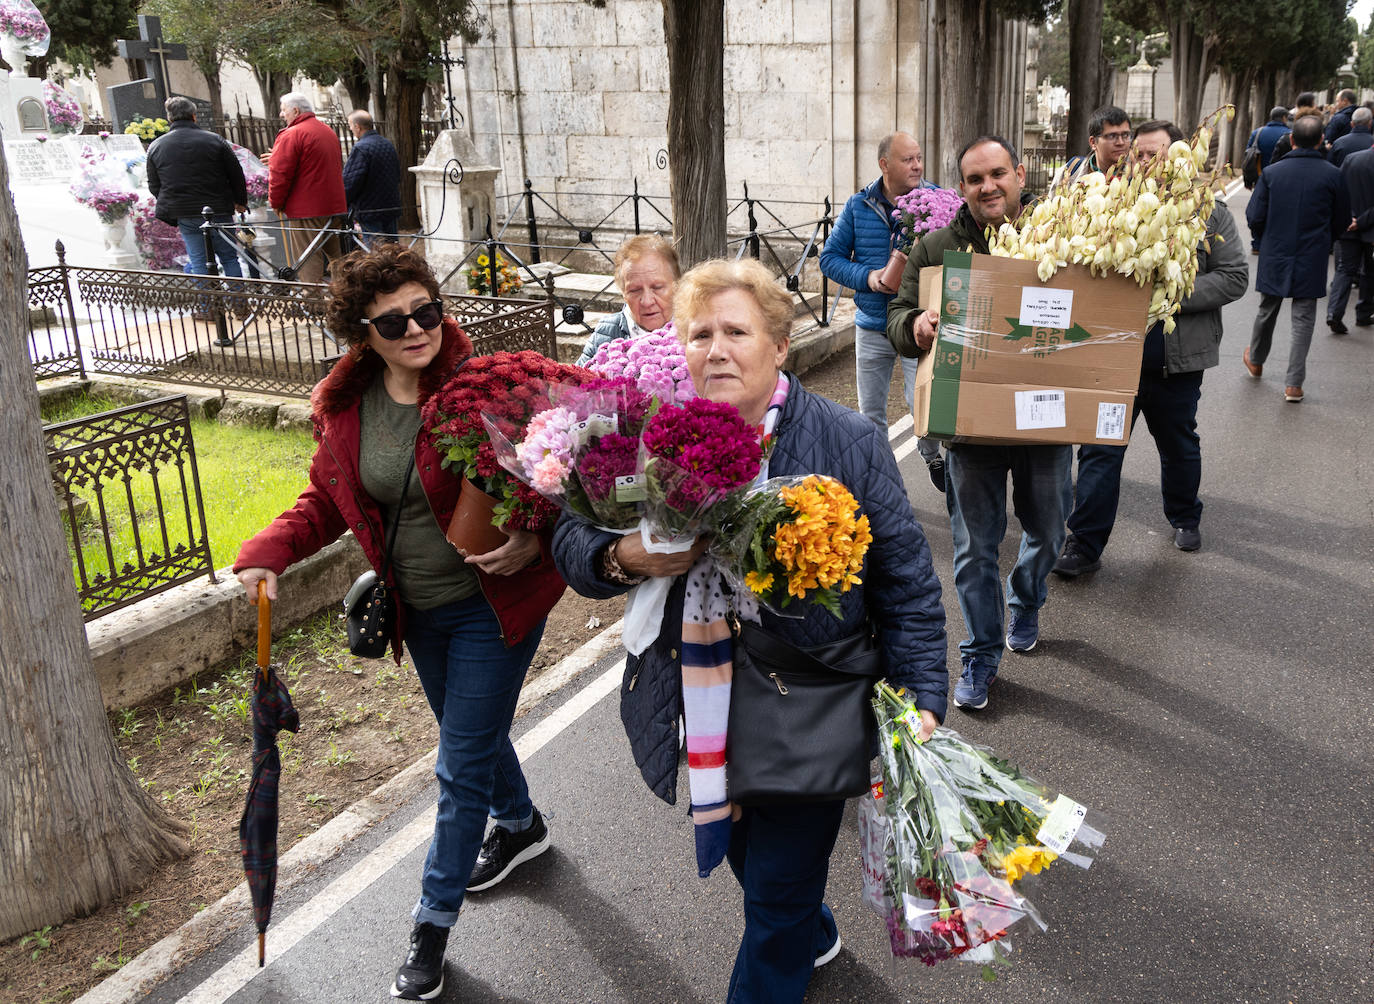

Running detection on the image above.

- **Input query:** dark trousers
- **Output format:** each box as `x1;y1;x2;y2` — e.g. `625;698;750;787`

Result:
725;799;845;1003
1066;368;1205;561
1327;239;1374;323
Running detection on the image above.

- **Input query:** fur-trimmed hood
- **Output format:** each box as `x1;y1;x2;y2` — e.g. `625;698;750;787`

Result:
311;317;473;423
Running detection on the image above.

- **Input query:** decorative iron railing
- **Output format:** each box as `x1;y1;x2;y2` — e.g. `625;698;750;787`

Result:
26;259;84;381
46;395;215;621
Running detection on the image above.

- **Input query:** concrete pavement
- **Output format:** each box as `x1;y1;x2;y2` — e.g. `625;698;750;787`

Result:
84;184;1372;1003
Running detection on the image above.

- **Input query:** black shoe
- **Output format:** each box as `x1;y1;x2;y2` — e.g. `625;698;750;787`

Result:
926;456;947;493
1356;316;1374;327
466;810;551;892
1174;526;1202;552
1328;317;1349;335
1052;539;1101;578
391;922;448;1000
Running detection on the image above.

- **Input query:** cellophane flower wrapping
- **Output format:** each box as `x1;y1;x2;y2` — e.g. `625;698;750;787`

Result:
891;187;962;254
638;397;763;542
231;143;270;208
68;147;139;224
587;325;695;405
0;0;50;56
712;474;872;619
131;196;188;270
421;350;592;533
867;682;1107;968
484;377;652;530
42;80;81;132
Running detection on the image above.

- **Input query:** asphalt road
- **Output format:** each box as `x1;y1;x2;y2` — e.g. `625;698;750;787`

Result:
147;186;1372;1004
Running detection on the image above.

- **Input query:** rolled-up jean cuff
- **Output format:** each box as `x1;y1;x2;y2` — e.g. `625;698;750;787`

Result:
411;901;458;928
495;809;535;832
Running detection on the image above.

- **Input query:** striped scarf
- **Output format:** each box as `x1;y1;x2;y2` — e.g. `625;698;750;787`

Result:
682;373;789;877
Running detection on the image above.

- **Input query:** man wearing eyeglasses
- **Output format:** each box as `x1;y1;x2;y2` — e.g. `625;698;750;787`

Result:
1056;106;1132;186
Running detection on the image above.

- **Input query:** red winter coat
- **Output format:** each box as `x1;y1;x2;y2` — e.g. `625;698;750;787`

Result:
267;110;347;219
234;319;566;659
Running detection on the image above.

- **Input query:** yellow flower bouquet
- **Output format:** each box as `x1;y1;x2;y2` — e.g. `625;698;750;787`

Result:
123;116;170;142
464;249;524;297
714;474;871;618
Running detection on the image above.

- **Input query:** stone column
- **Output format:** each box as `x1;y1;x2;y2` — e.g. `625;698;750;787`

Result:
410;129;501;286
1124;54;1156;123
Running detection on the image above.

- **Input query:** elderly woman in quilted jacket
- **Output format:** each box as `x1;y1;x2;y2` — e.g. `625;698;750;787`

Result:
553;258;947;1003
234;244;565;1002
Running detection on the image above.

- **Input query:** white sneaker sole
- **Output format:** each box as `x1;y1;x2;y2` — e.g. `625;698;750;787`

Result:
465;828;552;892
391;972;444;1000
1006;635;1037;653
815;931;842;968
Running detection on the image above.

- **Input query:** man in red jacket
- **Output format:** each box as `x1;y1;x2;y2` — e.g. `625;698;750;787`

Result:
266;92;347;284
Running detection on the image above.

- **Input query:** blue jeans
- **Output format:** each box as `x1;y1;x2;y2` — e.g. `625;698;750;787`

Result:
725;799;846;1004
1327;239;1373;323
403;595;545;927
855;326;939;462
945;444;1071;667
1067;369;1204;561
175;216;244;282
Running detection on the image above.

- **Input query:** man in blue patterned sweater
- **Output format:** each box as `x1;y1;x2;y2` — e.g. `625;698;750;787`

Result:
343;110;402;245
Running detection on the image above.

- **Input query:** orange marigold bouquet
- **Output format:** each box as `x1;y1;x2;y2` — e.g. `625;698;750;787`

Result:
714;474;872;618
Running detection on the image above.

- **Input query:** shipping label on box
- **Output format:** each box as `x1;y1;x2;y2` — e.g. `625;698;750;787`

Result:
913;251;1151;446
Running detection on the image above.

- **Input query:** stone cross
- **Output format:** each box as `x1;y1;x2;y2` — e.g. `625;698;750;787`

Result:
116;15;187;105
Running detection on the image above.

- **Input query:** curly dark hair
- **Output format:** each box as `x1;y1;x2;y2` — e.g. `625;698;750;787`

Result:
325;244;442;348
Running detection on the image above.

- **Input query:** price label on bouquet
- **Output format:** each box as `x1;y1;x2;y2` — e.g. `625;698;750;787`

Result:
897;709;922;736
572;413;617;441
614;474;646;502
1035;794;1087;854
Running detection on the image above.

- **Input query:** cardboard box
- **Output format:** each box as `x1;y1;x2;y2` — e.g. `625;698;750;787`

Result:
912;251;1151;446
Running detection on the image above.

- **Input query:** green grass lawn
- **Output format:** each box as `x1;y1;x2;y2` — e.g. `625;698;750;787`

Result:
43;393;316;592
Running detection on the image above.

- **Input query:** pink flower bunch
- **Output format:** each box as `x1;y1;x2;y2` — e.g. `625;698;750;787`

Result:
231;143;271;208
588;325;695;405
70;146;138;222
131;197;186;270
579;433;640;502
515;406;579;495
0;0;48;45
891;187;963;254
42;81;81;132
575;374;652;435
641;398;762;530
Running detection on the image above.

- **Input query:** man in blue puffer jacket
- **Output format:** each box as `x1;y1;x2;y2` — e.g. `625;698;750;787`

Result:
821;132;946;489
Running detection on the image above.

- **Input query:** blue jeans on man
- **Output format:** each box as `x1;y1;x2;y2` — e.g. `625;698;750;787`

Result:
403;594;545;927
1066;370;1204;561
1327;239;1374;325
176;215;244;281
945;444;1071;668
725;799;846;1003
855;326;939;461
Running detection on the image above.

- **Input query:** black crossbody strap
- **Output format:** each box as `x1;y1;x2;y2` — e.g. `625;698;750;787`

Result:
736;619;882;680
378;462;413;582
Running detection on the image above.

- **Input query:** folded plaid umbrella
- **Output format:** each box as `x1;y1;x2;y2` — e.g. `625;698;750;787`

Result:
239;584;299;967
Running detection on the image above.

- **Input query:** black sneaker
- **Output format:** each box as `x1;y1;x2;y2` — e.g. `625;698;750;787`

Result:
466;810;551;892
1328;317;1349;335
391;922;448;1000
1052;539;1101;578
1173;526;1202;552
926;456;947;493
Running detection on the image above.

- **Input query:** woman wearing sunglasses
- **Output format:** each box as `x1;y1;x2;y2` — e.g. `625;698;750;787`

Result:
234;243;564;1001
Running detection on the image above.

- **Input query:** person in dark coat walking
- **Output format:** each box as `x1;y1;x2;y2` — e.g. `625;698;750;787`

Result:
343;110;402;245
1246;114;1349;402
145;95;248;316
1330;145;1374;333
1324;88;1358;147
1328;106;1373;168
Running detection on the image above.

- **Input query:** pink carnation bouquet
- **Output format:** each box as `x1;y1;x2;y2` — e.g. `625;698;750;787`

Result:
587;324;695;405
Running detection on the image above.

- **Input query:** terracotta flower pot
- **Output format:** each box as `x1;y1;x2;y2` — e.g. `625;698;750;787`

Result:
446;477;509;557
876;249;908;293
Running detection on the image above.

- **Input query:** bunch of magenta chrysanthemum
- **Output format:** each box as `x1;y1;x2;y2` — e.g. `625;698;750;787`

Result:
484;375;653;530
422;351;592;543
861;682;1106;972
587;325;695;405
711;474;872;619
891;187;963;255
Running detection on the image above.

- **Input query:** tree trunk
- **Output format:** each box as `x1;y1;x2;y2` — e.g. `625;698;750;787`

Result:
199;64;225;122
662;0;726;267
0;160;188;943
1065;0;1105;155
1168;15;1215;133
926;0;1018;188
339;57;371;116
253;69;294;120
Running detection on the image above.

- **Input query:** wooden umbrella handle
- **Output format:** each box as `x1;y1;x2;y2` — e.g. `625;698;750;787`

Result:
256;580;271;671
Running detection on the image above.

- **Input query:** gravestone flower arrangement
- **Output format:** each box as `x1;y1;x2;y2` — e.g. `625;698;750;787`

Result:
42;80;82;133
131;196;187;270
124;116;170;142
464;250;523;296
421;351;593;534
230;143;270;209
69;147;138;224
0;0;50;55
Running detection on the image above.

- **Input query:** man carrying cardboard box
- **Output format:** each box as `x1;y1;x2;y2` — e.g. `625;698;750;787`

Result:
886;136;1070;713
1054;121;1249;576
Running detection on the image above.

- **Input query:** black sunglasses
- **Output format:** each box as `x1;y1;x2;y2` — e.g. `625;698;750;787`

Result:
360;300;444;340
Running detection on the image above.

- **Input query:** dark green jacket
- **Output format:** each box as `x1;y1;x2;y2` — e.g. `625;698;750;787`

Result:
885;203;989;358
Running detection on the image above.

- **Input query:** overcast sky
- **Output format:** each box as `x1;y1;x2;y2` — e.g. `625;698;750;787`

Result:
1355;0;1372;30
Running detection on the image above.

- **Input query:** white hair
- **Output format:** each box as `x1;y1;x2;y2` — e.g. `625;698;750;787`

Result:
280;92;313;113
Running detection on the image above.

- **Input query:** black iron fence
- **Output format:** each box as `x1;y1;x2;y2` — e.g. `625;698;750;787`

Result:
1023;143;1068;193
26;259;85;381
27;241;556;398
46;395;215;621
88;113;445;157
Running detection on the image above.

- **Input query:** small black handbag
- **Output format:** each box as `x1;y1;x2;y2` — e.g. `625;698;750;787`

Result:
342;465;411;658
725;618;883;805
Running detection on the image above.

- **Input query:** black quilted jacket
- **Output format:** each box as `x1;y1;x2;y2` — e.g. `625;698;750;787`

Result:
552;378;948;804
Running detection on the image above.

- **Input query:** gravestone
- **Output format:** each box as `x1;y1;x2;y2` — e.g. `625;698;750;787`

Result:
106;15;188;130
0;24;47;140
